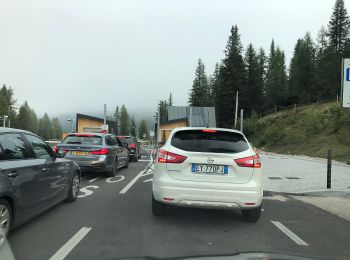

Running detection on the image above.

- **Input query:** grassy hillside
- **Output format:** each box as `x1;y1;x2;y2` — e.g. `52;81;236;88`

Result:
245;102;350;163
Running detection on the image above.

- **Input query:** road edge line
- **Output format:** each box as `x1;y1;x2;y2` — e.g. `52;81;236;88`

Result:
271;221;308;246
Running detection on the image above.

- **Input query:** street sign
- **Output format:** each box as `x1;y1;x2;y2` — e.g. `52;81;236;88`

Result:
341;58;350;108
101;124;109;132
149;130;154;137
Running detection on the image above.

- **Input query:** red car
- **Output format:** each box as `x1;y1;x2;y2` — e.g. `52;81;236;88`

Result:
117;136;141;162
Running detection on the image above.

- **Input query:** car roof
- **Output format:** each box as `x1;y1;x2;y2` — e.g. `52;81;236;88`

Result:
170;127;243;134
0;127;34;134
67;132;108;137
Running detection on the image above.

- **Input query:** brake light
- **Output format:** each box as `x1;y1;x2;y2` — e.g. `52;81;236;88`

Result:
128;143;137;149
90;148;110;155
157;149;187;163
74;134;95;137
53;146;59;153
234;154;261;168
202;129;217;133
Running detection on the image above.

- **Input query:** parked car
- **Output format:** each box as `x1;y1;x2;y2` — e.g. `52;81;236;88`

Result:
117;136;141;162
55;133;129;176
0;127;80;236
152;127;263;222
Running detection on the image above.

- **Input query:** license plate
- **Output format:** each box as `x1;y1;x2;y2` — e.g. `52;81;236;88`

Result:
192;164;228;174
71;151;89;156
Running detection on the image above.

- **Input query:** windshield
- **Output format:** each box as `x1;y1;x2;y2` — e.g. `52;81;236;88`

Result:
1;1;350;260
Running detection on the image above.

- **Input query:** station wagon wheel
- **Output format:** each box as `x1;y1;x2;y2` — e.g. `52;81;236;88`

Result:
107;158;118;177
66;172;80;202
0;199;12;237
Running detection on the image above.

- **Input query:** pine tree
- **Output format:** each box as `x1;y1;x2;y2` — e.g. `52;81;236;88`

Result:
168;93;173;106
189;58;210;106
16;101;32;131
327;0;350;53
289;32;317;103
51;117;62;140
138;119;149;139
38;113;51;140
119;105;130;135
216;25;246;127
28;109;39;134
257;48;267;109
244;43;263;114
158;100;168;122
210;63;221;108
130;116;137;137
265;40;288;107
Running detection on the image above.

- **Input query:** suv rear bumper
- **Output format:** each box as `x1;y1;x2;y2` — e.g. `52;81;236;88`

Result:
153;173;263;210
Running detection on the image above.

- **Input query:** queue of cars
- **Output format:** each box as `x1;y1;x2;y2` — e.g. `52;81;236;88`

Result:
0;128;141;236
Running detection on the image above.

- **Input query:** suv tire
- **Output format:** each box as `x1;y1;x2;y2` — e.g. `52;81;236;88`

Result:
242;205;261;222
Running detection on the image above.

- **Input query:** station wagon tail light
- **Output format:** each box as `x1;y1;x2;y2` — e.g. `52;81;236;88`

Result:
157;149;187;163
234;154;261;168
90;148;110;155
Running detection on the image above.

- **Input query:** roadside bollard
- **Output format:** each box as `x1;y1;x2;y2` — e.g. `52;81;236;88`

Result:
327;149;332;189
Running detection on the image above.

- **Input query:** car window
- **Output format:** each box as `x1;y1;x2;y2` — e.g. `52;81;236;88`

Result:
171;130;249;154
119;137;133;144
106;135;117;146
62;135;102;145
0;133;30;160
24;134;53;160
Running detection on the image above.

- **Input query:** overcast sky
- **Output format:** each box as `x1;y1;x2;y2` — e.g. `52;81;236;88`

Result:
0;0;345;118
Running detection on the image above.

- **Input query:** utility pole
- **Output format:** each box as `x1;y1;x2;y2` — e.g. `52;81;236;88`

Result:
104;104;107;125
234;91;239;129
240;109;244;132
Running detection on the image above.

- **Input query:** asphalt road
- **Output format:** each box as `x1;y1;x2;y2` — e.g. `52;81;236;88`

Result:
7;158;350;260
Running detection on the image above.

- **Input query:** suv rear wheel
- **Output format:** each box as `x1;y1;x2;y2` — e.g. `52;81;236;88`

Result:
242;205;261;222
152;195;167;216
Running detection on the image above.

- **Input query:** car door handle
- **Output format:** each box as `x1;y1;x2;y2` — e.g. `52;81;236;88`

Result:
7;170;18;178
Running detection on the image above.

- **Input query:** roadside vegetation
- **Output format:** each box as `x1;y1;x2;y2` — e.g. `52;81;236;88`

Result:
245;102;350;163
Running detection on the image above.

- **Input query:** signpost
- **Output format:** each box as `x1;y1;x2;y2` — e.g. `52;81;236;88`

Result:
341;58;350;108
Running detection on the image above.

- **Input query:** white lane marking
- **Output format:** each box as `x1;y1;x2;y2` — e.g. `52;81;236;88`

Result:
264;195;288;202
119;169;147;194
106;175;125;183
119;164;153;194
143;178;153;182
271;221;308;246
49;227;91;260
141;171;154;177
88;177;99;183
138;159;150;162
78;185;99;198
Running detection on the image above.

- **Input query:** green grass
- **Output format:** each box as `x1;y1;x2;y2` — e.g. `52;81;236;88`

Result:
246;102;350;162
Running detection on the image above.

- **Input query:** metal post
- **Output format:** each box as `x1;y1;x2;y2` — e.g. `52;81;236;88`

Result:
2;116;5;127
240;109;244;132
234;91;239;129
103;104;107;125
189;107;193;127
327;149;332;189
157;107;160;148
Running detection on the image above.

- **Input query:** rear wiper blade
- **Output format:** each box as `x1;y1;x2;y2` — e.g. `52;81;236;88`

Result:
209;148;237;153
67;142;82;144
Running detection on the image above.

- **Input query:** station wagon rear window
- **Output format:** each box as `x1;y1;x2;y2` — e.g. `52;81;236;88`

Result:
171;130;249;154
62;135;102;145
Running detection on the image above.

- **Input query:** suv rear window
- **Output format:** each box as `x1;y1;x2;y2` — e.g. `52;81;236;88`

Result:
62;135;102;145
118;137;133;144
171;130;249;154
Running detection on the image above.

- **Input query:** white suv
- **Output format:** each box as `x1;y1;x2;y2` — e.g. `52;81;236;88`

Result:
152;127;263;222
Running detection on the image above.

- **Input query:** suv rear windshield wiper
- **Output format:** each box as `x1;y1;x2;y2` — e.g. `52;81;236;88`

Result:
67;142;82;144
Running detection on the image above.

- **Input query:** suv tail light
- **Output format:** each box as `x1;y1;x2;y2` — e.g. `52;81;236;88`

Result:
128;143;137;149
234;154;261;168
90;148;110;155
53;146;59;153
157;149;187;163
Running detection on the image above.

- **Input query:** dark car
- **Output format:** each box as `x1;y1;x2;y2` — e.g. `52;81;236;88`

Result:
117;136;141;162
55;133;129;177
0;128;80;236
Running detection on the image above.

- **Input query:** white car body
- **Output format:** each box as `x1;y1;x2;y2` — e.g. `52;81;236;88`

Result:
152;127;263;214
